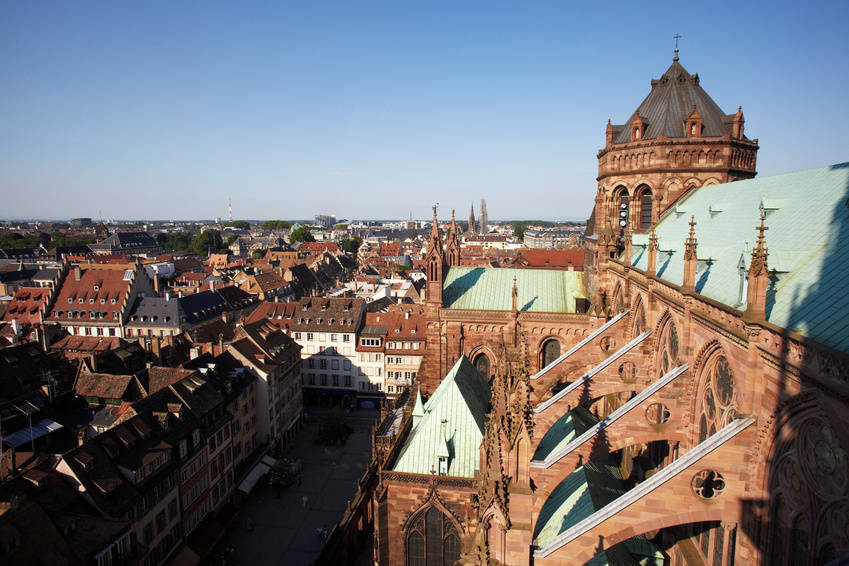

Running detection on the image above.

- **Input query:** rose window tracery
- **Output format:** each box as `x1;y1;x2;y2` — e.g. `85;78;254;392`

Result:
797;418;847;498
698;353;737;442
657;319;679;377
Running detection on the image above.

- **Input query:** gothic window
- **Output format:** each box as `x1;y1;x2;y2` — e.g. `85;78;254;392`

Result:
640;188;653;229
697;352;738;442
656;317;680;377
473;354;490;381
632;300;646;335
541;339;560;369
406;506;460;566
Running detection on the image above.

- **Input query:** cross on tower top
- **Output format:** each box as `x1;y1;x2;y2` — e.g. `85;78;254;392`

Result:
673;33;681;61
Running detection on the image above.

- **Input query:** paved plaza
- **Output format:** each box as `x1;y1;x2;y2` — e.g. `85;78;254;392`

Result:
210;409;379;566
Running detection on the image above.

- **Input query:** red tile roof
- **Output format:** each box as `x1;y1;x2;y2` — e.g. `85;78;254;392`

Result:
46;266;135;324
1;287;50;327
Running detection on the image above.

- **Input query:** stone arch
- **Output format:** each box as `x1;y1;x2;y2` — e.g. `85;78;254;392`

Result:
691;341;739;445
653;310;680;378
611;282;624;315
469;345;495;380
701;177;721;187
539;337;562;370
480;505;509;563
752;392;849;564
403;493;464;566
635;183;654;229
630;294;647;337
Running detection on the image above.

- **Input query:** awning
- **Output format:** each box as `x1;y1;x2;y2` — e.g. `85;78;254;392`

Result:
302;388;356;397
261;455;277;468
237;462;270;493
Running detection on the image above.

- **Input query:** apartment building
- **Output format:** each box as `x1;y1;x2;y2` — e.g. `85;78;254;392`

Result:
289;297;366;408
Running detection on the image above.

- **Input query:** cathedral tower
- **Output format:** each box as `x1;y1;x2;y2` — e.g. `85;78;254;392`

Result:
593;49;759;236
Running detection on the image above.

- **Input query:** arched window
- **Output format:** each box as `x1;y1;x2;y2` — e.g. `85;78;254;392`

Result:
632;300;647;336
406;506;461;566
639;188;653;229
698;351;738;442
473;354;490;381
541;340;560;369
656;317;680;378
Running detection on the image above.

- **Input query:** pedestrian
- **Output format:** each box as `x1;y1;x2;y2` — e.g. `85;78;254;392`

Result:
303;495;308;508
298;473;302;486
322;525;327;540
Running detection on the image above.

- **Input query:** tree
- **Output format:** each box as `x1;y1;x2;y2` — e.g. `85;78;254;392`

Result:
262;220;292;230
225;234;239;246
156;232;193;252
224;220;251;230
252;248;267;259
412;226;418;239
289;226;315;243
513;221;527;240
188;230;224;256
341;236;363;254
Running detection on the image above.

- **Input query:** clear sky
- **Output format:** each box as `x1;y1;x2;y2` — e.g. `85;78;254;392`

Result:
2;1;848;222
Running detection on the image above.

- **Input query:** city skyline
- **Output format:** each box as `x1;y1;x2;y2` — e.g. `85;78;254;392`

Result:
2;1;848;221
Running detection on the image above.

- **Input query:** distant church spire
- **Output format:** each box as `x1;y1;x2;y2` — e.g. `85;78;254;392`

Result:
673;33;681;62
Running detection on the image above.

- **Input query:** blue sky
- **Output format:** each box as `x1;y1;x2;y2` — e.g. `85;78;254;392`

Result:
2;1;848;222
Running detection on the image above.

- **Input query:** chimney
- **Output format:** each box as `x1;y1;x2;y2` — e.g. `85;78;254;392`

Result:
154;274;160;295
210;280;215;293
90;353;99;373
74;266;81;281
165;291;171;301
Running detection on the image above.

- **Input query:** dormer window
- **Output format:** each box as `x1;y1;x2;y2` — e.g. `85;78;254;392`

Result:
111;298;116;304
192;429;201;446
630;114;647;142
438;456;448;475
90;298;95;304
79;298;84;304
685;104;703;138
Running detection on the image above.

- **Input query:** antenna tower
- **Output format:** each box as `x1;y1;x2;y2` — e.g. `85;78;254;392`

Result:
229;199;233;222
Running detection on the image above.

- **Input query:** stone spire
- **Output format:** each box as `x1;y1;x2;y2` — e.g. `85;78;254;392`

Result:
623;229;633;266
744;215;770;322
425;205;445;305
446;209;461;267
682;216;698;293
647;229;658;276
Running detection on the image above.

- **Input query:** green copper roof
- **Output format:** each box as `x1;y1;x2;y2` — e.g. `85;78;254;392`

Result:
535;459;627;545
630;162;849;352
392;356;490;477
442;266;585;313
533;406;599;462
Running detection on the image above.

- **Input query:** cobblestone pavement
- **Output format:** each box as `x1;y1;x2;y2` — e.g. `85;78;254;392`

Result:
209;409;378;566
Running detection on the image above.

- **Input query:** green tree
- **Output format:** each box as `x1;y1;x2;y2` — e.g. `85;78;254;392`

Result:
225;234;239;246
224;220;251;230
188;230;224;256
289;226;316;243
262;220;292;230
513;221;527;240
341;235;363;254
252;248;267;259
156;232;193;251
411;226;418;239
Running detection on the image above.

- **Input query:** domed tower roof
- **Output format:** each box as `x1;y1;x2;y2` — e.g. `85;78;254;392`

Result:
612;54;745;143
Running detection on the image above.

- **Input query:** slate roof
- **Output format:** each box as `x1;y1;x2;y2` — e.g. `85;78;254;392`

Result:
392;356;490;477
442;266;585;313
629;162;849;352
290;297;365;332
89;231;161;253
612;56;744;144
126;290;230;329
